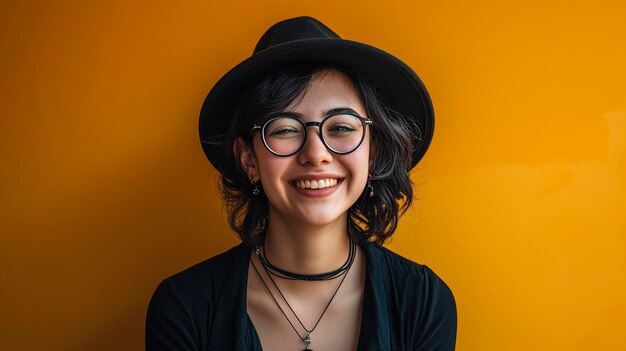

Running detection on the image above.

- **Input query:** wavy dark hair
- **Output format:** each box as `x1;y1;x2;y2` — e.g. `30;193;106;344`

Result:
214;63;421;247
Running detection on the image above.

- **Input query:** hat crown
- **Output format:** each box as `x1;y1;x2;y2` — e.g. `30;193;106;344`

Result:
200;16;434;174
254;16;341;54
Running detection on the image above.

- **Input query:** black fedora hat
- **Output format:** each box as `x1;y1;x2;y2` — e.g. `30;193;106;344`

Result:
199;16;434;175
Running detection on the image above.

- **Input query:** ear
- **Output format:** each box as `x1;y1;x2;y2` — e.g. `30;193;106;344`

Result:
234;138;258;180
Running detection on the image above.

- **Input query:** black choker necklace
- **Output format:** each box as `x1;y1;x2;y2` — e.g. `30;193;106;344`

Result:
255;239;356;281
250;252;352;350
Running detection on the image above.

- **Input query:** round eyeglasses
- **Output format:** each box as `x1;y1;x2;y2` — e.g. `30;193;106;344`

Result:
251;111;373;157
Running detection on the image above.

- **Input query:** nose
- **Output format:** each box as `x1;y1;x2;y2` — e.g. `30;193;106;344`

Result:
297;126;333;166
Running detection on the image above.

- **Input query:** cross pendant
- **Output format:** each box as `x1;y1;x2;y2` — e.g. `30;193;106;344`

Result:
302;332;312;350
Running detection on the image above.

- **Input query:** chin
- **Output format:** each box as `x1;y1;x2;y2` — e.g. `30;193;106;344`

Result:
291;206;349;227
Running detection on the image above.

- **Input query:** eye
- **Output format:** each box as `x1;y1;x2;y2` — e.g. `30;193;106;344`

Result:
324;114;361;137
268;126;302;137
327;124;357;134
264;117;304;139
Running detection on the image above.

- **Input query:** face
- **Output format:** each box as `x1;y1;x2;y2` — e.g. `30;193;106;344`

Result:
240;69;372;229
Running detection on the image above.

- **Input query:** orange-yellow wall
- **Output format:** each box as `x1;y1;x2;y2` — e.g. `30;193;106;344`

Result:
1;1;624;350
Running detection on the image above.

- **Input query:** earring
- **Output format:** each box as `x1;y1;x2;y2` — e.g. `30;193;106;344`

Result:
367;174;374;197
251;180;260;195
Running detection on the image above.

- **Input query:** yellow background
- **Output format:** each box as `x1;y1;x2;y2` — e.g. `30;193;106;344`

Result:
1;1;625;350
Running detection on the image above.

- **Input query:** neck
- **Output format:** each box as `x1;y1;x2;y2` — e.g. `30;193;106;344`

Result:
262;212;351;276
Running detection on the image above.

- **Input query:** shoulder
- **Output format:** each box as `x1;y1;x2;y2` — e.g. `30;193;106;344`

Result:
366;244;450;287
368;244;455;306
149;243;250;308
162;243;248;290
365;244;457;349
145;243;250;350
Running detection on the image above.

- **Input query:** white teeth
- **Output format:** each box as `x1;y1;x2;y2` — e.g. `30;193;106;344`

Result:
295;178;339;189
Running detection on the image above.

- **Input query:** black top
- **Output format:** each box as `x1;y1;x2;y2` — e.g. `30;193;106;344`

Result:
146;243;456;350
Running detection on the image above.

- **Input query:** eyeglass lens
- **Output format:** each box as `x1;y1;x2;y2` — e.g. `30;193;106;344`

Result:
262;114;366;156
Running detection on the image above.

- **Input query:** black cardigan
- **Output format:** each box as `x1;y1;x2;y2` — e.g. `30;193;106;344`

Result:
146;243;456;350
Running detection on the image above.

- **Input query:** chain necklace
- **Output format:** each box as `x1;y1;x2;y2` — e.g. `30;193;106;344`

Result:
255;239;356;281
250;253;352;350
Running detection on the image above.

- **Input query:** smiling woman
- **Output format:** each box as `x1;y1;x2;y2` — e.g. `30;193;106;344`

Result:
146;17;456;351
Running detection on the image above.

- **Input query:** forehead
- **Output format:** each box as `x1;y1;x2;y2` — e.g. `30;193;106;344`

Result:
285;69;365;117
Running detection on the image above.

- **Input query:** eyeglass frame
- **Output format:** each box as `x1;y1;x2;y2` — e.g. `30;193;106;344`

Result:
250;110;373;157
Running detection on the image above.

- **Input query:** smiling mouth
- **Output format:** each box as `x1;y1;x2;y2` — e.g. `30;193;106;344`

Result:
293;178;340;189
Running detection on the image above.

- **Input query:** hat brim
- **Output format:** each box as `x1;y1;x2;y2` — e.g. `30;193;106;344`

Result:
199;38;434;175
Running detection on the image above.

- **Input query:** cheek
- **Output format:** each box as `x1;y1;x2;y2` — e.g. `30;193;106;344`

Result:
346;147;371;186
357;137;373;173
355;160;370;185
253;147;289;191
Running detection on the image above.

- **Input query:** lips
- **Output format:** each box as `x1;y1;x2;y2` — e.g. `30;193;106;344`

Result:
293;178;339;189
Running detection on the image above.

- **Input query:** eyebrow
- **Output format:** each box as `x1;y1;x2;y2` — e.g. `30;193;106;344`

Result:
271;107;360;119
325;107;359;116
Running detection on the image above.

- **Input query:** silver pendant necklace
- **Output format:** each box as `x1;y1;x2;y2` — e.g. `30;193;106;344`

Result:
250;253;351;350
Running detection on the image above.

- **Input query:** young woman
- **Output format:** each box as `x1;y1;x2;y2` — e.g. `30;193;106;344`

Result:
146;17;456;351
